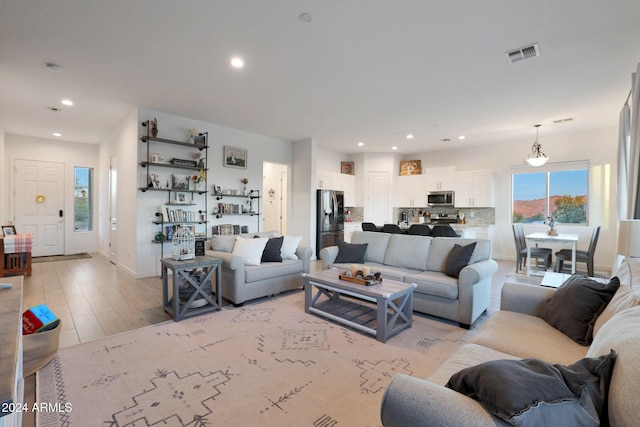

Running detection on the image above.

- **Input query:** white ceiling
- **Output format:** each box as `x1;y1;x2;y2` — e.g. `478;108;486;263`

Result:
1;1;639;154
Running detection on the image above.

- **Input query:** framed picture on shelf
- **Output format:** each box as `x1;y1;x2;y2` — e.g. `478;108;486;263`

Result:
399;160;422;176
175;192;187;204
341;161;354;175
224;146;247;169
213;184;222;195
172;174;190;190
1;225;16;236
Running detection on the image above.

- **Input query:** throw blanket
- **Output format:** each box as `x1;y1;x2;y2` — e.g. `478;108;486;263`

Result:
3;233;32;253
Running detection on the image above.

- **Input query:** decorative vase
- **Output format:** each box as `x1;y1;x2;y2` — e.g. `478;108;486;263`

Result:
243;186;248;196
151;126;158;138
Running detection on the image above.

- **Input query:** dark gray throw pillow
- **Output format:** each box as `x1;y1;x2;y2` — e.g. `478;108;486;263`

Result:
446;350;616;427
334;239;368;264
443;242;477;278
543;275;620;345
259;236;283;262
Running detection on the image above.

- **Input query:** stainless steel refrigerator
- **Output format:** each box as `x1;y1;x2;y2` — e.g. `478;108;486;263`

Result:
316;189;344;256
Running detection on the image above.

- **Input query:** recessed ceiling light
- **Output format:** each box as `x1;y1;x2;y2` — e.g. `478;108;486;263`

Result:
61;99;74;106
406;134;414;139
458;135;466;140
52;132;62;137
392;146;398;150
230;57;244;68
357;141;364;146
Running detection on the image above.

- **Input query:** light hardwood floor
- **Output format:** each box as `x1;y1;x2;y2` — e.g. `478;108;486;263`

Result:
22;253;517;349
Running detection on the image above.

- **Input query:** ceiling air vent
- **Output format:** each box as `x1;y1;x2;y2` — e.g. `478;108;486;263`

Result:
46;106;64;113
505;43;540;63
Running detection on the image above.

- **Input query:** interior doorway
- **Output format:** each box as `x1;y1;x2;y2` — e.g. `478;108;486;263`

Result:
109;154;118;265
13;159;65;256
365;171;389;225
262;162;289;234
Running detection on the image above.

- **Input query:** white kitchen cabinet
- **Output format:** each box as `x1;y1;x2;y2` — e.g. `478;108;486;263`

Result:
397;174;427;207
343;222;361;243
455;170;495;207
426;167;456;192
317;171;333;189
317;171;356;206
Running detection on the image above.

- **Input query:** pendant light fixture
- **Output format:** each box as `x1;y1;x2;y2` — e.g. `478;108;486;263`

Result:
526;124;548;167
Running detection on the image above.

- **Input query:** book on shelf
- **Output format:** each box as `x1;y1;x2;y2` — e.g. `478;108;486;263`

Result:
165;207;199;223
165;224;196;240
212;224;249;235
216;202;242;214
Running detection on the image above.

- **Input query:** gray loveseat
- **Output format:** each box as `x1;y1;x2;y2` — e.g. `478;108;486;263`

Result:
319;231;498;328
205;231;312;306
380;257;640;426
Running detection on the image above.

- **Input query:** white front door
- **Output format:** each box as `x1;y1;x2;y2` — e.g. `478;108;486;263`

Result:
14;159;65;256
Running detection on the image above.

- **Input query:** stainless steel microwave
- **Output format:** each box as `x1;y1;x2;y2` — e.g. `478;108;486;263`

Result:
428;191;455;207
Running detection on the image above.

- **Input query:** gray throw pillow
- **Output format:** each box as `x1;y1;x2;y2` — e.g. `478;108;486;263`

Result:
543;275;620;345
334;239;368;264
443;242;477;278
446;350;616;427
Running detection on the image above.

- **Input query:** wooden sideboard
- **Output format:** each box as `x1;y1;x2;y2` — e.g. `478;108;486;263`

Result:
0;276;23;427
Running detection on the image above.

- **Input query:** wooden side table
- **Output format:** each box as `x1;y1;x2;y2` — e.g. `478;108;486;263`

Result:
161;256;223;321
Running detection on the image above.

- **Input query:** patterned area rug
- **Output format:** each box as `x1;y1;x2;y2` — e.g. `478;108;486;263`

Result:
37;291;479;427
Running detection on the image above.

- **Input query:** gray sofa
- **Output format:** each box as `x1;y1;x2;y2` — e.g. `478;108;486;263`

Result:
205;231;312;306
380;257;640;427
319;231;498;328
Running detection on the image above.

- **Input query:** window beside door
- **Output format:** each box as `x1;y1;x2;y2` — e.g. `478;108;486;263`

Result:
512;162;588;224
74;167;93;231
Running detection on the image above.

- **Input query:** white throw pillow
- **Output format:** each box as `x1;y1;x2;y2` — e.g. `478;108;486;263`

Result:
232;237;268;266
212;235;237;252
281;236;302;260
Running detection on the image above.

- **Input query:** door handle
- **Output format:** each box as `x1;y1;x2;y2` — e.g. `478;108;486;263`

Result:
59;210;63;217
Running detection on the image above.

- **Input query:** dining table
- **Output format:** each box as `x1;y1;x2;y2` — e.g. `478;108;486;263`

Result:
525;232;579;276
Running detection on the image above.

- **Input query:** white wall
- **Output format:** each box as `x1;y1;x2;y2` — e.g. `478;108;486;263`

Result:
292;139;316;252
0;128;6;223
133;109;295;277
5;134;99;254
408;126;619;272
98;109;140;275
317;148;349;173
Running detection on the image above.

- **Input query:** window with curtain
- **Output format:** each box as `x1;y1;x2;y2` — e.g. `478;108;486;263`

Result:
74;167;93;231
512;161;589;224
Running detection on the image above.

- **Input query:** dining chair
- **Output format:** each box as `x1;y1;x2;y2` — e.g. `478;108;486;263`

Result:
512;224;552;273
431;224;459;237
362;222;379;232
554;226;600;277
382;224;403;234
408;224;432;236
